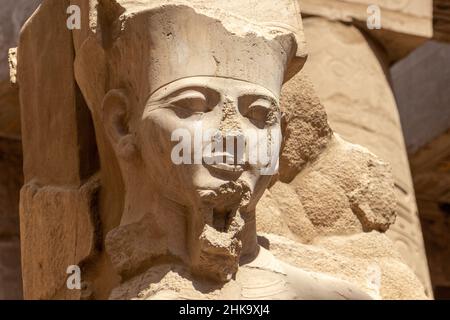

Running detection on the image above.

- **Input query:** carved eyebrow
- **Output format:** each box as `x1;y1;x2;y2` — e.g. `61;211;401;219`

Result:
145;87;222;116
239;94;279;110
147;86;219;106
163;90;207;105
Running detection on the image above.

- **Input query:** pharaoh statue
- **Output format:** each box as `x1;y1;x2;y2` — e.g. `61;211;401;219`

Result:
74;0;372;300
15;0;426;299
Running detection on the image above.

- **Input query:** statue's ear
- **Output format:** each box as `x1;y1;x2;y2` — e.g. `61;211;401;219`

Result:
101;89;137;160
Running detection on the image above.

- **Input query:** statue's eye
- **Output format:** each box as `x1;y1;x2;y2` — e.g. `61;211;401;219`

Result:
168;90;211;117
241;98;274;129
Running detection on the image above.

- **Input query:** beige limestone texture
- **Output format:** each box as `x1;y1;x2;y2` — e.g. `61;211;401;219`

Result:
0;0;41;300
391;42;450;297
20;178;99;300
70;0;372;300
18;0;97;187
17;0;99;300
258;232;428;300
299;0;432;37
298;0;432;62
297;17;432;296
257;134;427;298
256;70;427;299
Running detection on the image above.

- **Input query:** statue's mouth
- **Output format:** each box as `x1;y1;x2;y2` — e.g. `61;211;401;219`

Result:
204;162;244;173
202;151;249;178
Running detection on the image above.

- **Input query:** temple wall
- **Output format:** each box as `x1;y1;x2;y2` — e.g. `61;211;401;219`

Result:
391;40;450;299
298;0;433;62
392;41;450;154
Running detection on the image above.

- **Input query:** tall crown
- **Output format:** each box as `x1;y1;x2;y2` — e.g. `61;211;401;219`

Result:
76;0;307;106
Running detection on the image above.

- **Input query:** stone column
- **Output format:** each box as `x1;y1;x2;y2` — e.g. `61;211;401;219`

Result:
0;0;41;299
17;0;99;299
301;17;432;296
391;40;450;299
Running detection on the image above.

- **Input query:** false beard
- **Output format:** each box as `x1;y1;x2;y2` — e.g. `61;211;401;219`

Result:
192;180;252;282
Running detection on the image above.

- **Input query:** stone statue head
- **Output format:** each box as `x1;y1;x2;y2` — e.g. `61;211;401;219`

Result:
75;0;306;283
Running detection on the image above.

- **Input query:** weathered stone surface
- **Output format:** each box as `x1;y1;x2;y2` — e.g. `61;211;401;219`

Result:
67;0;376;300
256;15;433;299
257;135;406;298
300;0;433;36
278;73;333;183
299;0;433;62
0;0;41;301
19;179;99;300
294;135;396;233
17;0;99;300
256;66;429;298
259;232;428;299
18;0;97;186
105;213;167;278
301;17;432;295
257;181;317;243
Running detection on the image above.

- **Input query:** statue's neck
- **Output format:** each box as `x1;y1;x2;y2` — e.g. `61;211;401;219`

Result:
120;170;259;274
239;212;259;262
120;176;178;226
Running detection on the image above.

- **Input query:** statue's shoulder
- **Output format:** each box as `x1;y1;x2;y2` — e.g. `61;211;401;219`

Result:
109;264;240;300
242;246;372;300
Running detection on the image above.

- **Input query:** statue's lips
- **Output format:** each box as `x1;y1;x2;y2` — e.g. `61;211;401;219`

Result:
202;153;245;174
204;162;244;173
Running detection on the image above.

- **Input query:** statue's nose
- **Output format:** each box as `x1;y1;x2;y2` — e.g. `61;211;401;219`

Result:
219;97;243;134
217;98;246;164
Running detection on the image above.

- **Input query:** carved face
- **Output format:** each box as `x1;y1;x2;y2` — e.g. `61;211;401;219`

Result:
138;77;280;209
103;76;282;281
